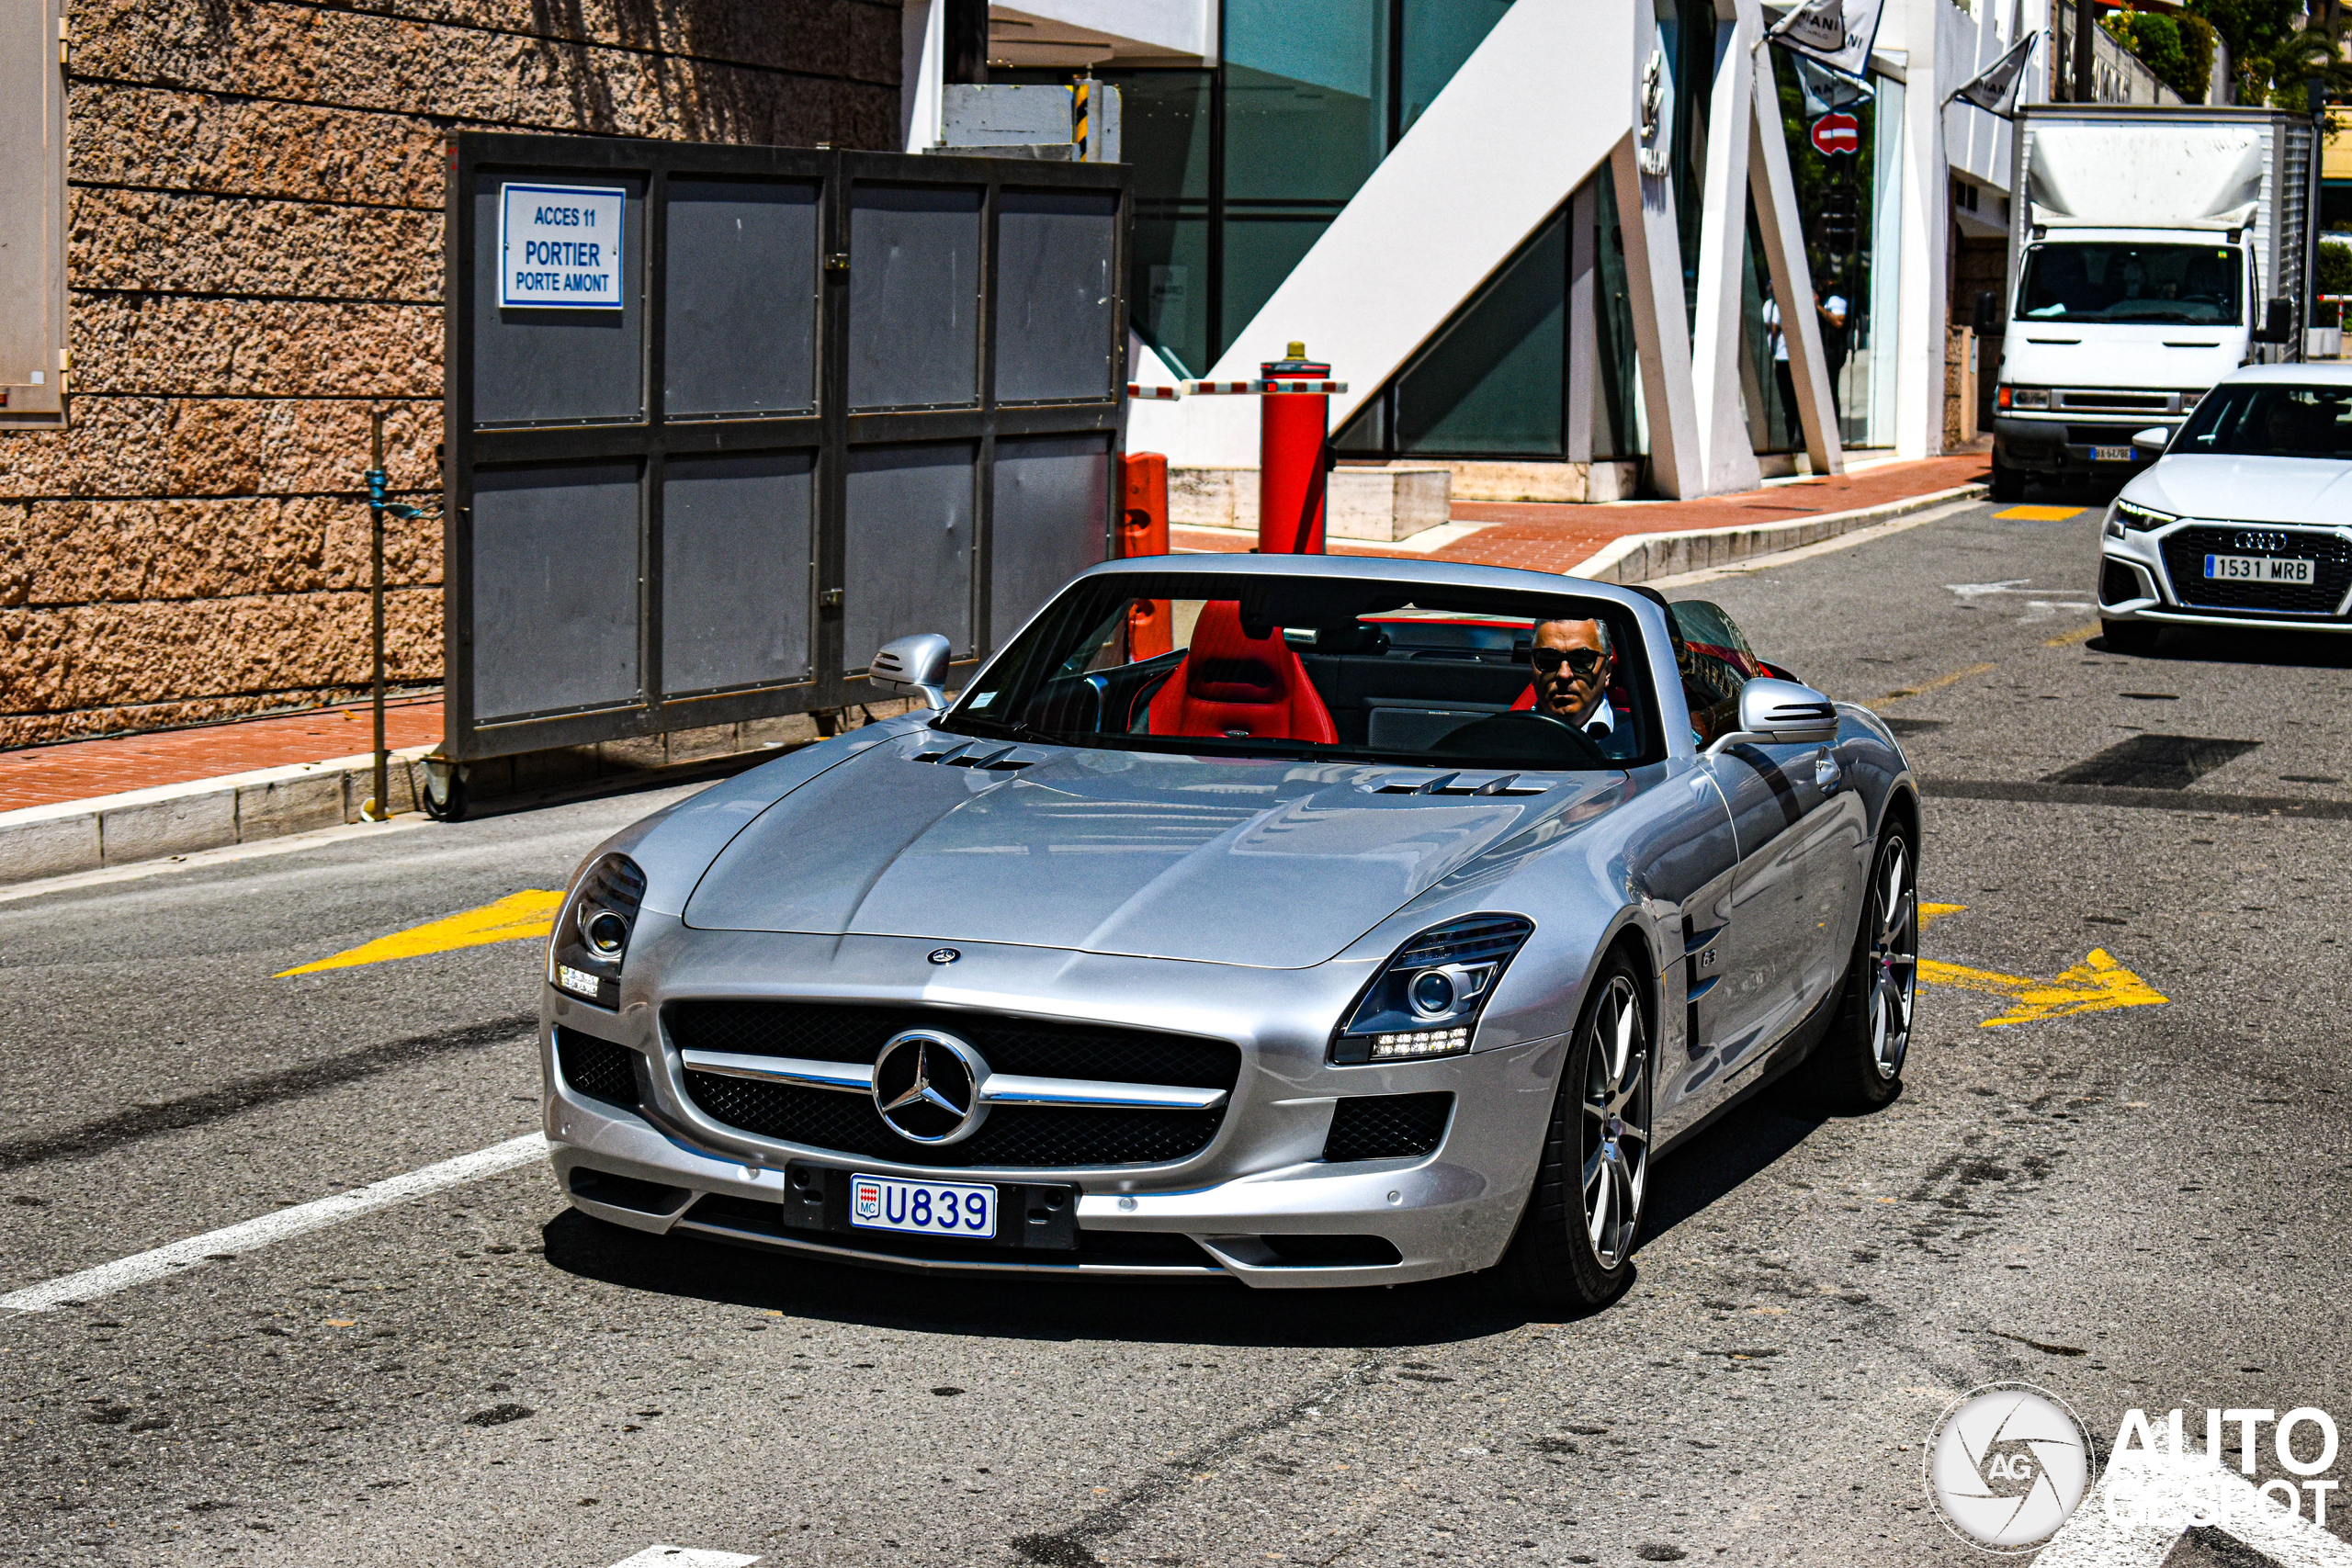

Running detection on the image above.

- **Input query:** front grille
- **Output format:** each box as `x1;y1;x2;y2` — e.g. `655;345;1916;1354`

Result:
2060;392;2171;413
2159;526;2352;615
2099;559;2145;606
681;1072;1226;1168
2066;423;2154;445
1323;1092;1453;1161
665;1001;1239;1089
557;1029;639;1110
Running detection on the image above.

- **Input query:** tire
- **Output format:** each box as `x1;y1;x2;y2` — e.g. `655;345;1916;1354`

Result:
1990;458;2025;503
1500;951;1652;1314
2100;617;2159;656
1798;822;1917;1113
420;769;469;822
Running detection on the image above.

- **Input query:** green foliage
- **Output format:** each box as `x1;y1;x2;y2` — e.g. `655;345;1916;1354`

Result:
2184;0;2324;105
2101;8;2218;103
2315;240;2352;325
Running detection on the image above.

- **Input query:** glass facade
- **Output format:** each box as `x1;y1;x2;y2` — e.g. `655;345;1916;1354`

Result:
1021;1;1516;378
1057;1;1902;466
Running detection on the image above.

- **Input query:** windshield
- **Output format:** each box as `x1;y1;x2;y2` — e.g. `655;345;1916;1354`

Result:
2016;243;2242;325
2172;383;2352;459
941;572;1663;770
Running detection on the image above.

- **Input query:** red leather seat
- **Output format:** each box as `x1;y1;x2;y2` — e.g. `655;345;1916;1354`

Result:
1146;600;1338;743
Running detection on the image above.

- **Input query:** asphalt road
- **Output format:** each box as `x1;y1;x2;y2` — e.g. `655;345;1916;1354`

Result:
5;497;2349;1568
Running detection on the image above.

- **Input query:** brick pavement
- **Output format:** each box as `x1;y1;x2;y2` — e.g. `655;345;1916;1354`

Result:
1171;453;1992;571
0;695;444;813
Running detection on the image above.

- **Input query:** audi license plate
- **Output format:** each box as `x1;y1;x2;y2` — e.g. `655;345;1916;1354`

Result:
2091;446;2136;462
848;1172;997;1239
2204;554;2314;584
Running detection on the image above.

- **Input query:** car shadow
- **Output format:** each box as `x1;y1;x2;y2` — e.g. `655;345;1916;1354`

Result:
539;1206;1566;1348
1639;1087;1836;1244
2095;625;2352;670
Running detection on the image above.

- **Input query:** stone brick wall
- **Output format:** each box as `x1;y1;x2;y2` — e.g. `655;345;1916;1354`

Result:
0;0;899;748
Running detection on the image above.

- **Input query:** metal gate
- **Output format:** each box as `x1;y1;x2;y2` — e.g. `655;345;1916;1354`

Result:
441;132;1130;761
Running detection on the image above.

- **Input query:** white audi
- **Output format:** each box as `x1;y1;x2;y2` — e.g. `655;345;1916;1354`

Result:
2097;362;2352;651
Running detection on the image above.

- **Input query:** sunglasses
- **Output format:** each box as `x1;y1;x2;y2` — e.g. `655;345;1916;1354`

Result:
1531;648;1607;677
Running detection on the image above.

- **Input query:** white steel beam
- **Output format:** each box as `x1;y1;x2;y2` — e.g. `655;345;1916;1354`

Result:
1611;132;1707;500
1691;0;1765;493
1748;39;1845;475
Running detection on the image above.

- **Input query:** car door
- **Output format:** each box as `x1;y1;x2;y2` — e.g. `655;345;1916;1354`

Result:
1670;604;1859;1083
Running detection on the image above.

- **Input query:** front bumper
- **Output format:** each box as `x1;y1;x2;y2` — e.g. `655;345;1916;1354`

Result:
540;931;1572;1289
1996;415;2170;477
2098;515;2352;632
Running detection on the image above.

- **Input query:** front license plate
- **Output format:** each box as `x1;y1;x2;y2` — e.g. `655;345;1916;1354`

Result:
2204;554;2315;584
2091;446;2137;462
848;1173;997;1239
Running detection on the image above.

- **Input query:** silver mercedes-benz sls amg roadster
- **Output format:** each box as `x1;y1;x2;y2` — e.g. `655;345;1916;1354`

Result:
542;554;1919;1310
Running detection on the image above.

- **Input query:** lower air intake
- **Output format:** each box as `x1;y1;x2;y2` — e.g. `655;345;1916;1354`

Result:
1323;1092;1453;1162
557;1029;639;1111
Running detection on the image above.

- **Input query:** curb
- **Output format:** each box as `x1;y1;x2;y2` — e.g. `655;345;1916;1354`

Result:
1568;481;1991;583
0;746;441;887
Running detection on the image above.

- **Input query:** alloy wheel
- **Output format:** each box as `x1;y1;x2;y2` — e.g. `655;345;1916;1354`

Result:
1580;974;1650;1269
1868;837;1918;1080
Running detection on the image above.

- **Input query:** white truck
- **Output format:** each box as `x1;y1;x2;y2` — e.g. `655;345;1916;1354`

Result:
1993;105;2315;502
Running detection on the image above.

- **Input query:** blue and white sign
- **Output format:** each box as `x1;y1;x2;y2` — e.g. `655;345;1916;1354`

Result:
498;183;625;310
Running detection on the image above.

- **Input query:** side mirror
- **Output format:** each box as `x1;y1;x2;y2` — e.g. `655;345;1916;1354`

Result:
2254;297;2297;344
2132;425;2171;457
1704;677;1840;755
1972;289;1999;336
870;632;952;710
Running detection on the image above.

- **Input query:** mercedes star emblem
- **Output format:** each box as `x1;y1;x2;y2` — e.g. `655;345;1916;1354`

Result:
870;1030;990;1145
928;948;960;964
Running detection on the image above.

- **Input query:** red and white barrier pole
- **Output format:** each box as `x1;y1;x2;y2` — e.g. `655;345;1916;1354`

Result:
1257;343;1331;555
1117;451;1172;659
1130;346;1346;558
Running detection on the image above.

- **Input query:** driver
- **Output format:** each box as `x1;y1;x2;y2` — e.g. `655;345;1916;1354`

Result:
1531;617;1620;744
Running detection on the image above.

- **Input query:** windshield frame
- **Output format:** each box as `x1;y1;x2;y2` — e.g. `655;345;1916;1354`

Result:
934;569;1675;772
2015;240;2245;327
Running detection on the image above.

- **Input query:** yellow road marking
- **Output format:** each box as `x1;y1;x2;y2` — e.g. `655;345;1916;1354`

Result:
2045;623;2100;647
1914;902;2167;1024
1877;662;1996;705
1994;505;2084;521
1919;950;2167;1027
276;889;562;976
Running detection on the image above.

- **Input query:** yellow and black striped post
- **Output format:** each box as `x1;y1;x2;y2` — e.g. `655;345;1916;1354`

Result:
1071;75;1091;161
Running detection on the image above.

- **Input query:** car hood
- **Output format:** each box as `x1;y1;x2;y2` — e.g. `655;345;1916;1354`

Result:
681;735;1624;968
2133;454;2352;525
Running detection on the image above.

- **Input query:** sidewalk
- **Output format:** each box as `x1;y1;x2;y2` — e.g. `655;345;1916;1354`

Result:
0;695;445;814
1;452;1988;886
1170;453;1993;573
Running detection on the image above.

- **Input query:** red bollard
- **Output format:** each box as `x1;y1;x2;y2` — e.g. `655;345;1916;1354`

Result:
1118;451;1172;659
1258;343;1330;555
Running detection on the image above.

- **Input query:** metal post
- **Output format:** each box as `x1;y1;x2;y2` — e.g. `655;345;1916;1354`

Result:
367;411;389;821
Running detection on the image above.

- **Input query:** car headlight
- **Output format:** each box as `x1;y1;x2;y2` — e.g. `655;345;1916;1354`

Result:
1331;914;1533;1064
2001;386;2051;410
2113;499;2178;532
548;852;646;1008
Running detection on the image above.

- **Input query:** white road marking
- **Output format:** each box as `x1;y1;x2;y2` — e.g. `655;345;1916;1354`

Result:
0;1134;548;1314
605;1549;760;1568
2036;1443;2352;1568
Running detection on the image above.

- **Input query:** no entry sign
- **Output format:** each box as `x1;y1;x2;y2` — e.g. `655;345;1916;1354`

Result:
1811;112;1861;156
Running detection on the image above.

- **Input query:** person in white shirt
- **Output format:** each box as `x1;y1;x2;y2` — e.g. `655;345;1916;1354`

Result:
1764;288;1848;439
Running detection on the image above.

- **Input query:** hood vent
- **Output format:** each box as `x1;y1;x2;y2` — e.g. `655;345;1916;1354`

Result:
910;742;1032;773
1373;772;1549;797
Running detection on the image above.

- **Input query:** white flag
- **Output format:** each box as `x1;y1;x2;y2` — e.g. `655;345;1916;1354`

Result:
1766;0;1887;83
1947;33;2037;117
